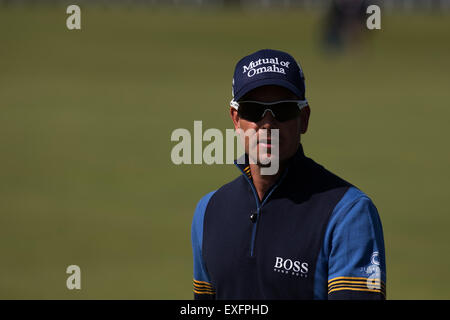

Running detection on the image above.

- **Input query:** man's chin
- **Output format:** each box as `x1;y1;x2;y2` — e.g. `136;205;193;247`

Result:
256;153;279;167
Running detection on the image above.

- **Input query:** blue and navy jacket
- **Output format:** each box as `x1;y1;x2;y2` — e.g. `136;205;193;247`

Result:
191;145;386;300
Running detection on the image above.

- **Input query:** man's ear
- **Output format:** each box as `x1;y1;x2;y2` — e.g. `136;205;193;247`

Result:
230;107;240;131
300;105;311;134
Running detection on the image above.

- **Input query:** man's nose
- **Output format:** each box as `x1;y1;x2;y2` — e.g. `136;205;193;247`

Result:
259;109;277;128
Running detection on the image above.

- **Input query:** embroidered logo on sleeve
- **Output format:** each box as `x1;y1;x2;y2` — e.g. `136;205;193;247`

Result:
365;252;382;290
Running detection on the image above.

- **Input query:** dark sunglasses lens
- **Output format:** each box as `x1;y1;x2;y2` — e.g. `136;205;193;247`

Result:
271;102;301;122
238;102;265;122
238;102;300;122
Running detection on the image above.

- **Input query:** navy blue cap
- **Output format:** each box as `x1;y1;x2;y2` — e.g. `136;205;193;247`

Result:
231;49;307;102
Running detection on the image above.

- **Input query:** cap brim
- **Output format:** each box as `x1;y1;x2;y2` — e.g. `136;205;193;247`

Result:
233;78;305;102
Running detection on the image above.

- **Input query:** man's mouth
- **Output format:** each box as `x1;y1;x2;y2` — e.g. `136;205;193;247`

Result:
258;141;272;148
258;138;280;146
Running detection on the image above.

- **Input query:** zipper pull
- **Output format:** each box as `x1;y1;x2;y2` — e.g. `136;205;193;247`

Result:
250;211;258;223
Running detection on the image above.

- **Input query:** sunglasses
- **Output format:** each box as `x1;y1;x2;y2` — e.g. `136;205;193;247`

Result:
230;99;308;123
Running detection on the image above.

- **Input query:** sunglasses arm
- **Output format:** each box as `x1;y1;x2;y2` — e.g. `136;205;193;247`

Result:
230;100;239;110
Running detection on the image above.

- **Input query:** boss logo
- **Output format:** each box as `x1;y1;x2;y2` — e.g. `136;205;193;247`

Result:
273;256;309;277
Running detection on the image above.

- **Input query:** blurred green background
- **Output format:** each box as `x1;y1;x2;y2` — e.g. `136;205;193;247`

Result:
0;3;449;299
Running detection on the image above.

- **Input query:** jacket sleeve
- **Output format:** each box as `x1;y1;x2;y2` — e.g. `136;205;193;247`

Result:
191;191;216;300
326;188;386;300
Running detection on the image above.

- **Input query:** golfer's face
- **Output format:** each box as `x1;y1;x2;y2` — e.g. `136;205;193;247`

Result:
236;85;304;165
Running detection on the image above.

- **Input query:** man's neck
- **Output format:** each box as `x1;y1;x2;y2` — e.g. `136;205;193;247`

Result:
250;162;287;202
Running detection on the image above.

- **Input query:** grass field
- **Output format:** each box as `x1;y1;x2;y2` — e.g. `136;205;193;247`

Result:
0;4;449;299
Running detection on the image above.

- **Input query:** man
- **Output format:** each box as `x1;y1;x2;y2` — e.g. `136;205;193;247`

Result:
191;49;386;300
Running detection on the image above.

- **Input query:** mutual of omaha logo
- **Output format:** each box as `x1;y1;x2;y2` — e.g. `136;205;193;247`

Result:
273;256;309;278
242;57;291;78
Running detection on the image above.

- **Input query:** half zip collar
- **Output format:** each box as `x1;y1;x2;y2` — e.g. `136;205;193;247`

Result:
234;144;306;193
233;146;305;257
